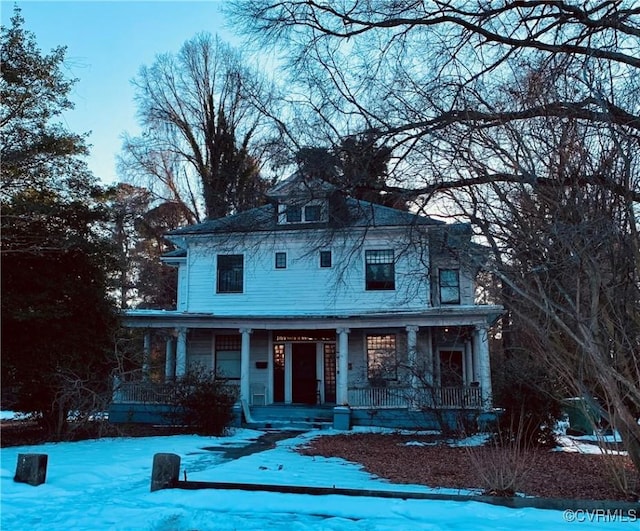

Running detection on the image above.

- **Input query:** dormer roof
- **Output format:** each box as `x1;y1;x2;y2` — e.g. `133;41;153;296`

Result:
266;171;337;202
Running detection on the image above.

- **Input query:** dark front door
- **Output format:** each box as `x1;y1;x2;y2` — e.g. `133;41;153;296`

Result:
440;350;464;387
292;343;318;404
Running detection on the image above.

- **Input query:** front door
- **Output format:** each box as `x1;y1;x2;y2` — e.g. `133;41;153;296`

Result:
292;343;317;404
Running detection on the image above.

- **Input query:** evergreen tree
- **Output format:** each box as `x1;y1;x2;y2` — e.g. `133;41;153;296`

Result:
1;8;118;436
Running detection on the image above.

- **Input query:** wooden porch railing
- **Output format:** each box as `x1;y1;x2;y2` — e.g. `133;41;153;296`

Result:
112;381;176;404
348;386;483;409
112;381;482;409
112;380;239;404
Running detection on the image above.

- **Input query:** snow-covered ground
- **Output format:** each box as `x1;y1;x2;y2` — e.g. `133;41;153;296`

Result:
0;423;633;530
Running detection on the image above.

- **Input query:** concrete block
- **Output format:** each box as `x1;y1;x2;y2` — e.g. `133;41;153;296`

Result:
150;453;181;492
333;406;351;430
14;454;48;486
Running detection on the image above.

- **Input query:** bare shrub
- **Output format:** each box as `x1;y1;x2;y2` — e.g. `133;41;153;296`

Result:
465;415;541;496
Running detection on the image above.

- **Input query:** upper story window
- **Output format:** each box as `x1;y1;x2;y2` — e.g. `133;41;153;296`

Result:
285;205;302;223
439;268;460;304
367;334;397;382
275;252;287;269
280;201;326;224
304;204;322;221
217;254;243;293
365;249;395;290
320;250;332;268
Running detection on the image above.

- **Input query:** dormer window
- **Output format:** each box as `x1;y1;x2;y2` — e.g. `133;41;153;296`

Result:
304;204;322;222
279;201;326;224
285;205;302;223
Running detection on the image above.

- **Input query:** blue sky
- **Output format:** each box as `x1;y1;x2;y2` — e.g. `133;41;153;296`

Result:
1;1;242;185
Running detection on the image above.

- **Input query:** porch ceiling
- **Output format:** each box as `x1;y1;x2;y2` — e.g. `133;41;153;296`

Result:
121;305;503;329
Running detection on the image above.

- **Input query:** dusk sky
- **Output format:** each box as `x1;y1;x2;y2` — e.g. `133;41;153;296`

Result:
1;1;243;185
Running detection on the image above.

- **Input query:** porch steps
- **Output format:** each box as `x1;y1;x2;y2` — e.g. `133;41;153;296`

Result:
244;404;334;430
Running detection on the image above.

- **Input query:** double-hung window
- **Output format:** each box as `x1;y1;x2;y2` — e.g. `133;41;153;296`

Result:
367;334;397;381
217;255;243;293
275;252;287;269
365;249;395;290
215;335;241;379
320;250;332;268
439;268;460;304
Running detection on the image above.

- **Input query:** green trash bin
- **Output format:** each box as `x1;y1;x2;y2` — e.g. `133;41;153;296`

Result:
562;397;600;435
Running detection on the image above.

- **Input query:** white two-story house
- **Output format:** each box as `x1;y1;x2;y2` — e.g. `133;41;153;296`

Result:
112;173;502;429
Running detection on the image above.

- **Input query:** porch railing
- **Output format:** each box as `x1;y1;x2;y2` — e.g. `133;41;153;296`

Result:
112;381;482;409
112;381;176;404
348;386;482;409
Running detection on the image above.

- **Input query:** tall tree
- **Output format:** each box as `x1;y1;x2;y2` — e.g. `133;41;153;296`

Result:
1;8;118;436
119;33;277;222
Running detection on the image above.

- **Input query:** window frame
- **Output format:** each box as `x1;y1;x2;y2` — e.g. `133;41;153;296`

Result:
285;205;302;223
320;250;332;268
304;204;322;222
366;334;398;382
365;249;395;290
216;254;244;293
439;268;461;304
275;251;287;269
215;334;241;380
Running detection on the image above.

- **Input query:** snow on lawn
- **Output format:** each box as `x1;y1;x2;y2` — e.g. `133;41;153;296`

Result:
0;427;632;530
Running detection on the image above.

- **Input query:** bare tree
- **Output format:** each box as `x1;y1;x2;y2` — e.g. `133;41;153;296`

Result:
229;2;640;476
229;1;639;200
119;33;279;222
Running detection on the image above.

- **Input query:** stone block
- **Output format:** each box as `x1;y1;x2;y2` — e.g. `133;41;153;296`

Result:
150;453;181;492
14;454;48;486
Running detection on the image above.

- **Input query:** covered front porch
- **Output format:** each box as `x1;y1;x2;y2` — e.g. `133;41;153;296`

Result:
112;308;500;428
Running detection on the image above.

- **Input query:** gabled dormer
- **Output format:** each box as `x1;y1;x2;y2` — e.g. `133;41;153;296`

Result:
267;171;336;226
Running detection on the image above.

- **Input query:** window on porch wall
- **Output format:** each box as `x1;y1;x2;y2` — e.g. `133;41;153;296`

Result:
323;344;336;402
366;334;397;382
439;350;464;387
273;344;285;402
215;335;241;380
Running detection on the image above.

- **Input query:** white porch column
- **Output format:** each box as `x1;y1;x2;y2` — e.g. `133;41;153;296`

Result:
176;328;187;378
464;340;473;385
406;326;419;389
142;331;151;382
336;328;350;405
240;328;252;405
423;328;434;387
164;337;176;381
473;325;492;409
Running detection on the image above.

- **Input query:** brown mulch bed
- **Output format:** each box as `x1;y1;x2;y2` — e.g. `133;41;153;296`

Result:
298;433;639;501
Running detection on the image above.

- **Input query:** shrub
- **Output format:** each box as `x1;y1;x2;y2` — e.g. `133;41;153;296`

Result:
493;352;564;448
466;414;541;497
166;368;238;436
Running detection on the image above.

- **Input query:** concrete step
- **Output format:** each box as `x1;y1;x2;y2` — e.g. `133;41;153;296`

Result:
246;420;333;430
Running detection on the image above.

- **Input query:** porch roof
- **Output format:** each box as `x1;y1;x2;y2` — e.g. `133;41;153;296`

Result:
121;305;503;330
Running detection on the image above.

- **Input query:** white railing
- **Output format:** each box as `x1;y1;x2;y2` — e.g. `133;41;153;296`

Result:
348;387;409;408
112;382;176;404
347;386;482;409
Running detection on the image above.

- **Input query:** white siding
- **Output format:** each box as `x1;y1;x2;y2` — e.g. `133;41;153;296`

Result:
186;329;213;371
182;228;431;316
